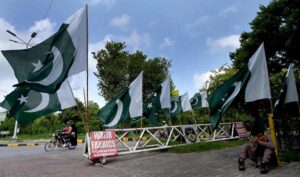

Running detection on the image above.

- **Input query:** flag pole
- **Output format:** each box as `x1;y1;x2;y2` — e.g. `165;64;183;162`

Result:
85;4;90;133
83;89;88;132
268;99;280;165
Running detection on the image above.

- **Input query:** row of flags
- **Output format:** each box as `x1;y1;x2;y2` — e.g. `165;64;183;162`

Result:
99;71;210;128
0;6;88;124
0;6;298;130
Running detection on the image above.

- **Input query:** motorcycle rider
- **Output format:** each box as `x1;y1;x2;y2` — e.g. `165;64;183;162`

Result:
62;121;73;147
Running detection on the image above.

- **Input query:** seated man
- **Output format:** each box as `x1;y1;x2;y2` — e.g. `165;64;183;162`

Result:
238;132;275;174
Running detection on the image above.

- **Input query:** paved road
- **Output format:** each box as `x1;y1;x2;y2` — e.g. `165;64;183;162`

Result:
0;144;299;177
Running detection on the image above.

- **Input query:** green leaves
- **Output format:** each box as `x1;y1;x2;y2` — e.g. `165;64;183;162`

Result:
94;41;172;101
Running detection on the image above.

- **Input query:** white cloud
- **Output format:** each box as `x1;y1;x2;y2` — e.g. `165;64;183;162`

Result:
117;30;150;51
185;16;210;31
219;6;238;16
110;14;131;30
207;34;240;51
184;16;211;37
91;31;150;51
87;0;115;7
160;37;175;49
193;71;212;90
27;19;56;44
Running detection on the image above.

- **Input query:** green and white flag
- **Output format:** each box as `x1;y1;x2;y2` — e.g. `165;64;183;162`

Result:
190;92;209;109
2;6;87;93
0;81;76;125
274;64;299;118
181;92;192;112
171;92;192;118
144;77;171;126
98;72;143;128
209;43;271;129
171;96;182;118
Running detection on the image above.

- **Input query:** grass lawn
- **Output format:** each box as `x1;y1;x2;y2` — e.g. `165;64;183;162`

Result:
168;140;247;153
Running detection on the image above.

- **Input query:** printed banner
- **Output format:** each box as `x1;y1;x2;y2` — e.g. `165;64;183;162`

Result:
90;130;118;160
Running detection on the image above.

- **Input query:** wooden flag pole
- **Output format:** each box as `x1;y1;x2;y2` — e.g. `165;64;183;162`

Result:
191;110;197;124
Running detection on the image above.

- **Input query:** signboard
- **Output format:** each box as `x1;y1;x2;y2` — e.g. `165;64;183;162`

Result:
89;130;118;160
235;122;249;138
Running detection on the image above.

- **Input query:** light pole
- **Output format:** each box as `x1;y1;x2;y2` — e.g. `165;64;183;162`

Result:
6;30;36;49
6;30;37;140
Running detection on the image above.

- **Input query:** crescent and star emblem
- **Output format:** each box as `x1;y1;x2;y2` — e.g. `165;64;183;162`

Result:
104;99;123;127
30;46;64;86
221;81;242;110
171;102;178;113
191;97;198;106
25;93;50;113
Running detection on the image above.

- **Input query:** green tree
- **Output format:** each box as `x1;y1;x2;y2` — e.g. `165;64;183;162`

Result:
58;99;101;133
229;0;300;108
94;41;172;101
230;0;300;71
58;98;85;124
206;64;237;94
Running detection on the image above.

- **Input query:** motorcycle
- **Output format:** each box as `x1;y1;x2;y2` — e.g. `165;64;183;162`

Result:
44;130;74;152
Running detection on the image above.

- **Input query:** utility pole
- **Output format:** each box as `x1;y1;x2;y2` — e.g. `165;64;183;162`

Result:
6;30;37;140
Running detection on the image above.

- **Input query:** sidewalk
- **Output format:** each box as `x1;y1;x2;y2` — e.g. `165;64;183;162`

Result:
0;144;299;176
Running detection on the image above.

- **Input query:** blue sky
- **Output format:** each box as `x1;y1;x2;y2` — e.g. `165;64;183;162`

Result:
0;0;271;107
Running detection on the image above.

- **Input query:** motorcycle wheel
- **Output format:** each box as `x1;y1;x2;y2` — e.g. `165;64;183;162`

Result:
44;141;55;152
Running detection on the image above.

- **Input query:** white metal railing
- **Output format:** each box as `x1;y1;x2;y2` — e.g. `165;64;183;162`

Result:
114;122;240;155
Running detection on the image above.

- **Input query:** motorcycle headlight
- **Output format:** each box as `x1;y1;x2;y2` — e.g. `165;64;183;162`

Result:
53;134;55;137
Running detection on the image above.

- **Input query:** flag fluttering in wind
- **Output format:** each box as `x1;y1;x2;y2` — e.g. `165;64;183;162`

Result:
274;64;299;118
181;92;192;112
144;77;171;126
190;92;209;109
171;92;192;118
98;72;143;128
0;81;76;125
209;43;271;129
2;6;87;93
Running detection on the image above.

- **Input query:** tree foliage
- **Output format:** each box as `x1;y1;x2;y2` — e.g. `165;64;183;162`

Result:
94;41;172;101
230;0;300;71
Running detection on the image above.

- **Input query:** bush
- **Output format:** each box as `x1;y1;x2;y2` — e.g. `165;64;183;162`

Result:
0;117;15;134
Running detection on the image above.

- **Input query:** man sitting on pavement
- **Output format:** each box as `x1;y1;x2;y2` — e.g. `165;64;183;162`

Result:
238;131;275;174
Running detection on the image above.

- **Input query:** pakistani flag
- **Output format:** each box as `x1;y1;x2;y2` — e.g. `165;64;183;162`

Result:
2;6;87;93
171;92;192;118
98;72;143;128
274;64;299;118
144;77;171;126
0;81;76;125
209;43;271;129
190;92;209;109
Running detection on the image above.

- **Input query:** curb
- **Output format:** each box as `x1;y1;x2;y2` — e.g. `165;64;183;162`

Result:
0;143;39;147
0;138;149;147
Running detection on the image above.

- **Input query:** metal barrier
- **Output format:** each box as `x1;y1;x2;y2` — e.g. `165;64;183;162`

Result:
115;122;240;155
